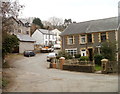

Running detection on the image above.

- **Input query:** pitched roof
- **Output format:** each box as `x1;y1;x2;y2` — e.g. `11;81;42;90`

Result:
17;34;35;42
61;17;118;36
38;29;55;35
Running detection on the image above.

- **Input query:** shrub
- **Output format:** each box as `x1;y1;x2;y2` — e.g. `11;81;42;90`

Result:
68;55;73;59
94;54;104;65
57;50;71;59
74;54;81;58
101;41;116;61
79;56;89;61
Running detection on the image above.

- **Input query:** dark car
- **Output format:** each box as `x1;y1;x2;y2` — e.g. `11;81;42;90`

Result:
24;51;35;57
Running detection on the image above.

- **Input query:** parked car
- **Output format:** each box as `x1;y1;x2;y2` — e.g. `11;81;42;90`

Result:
53;44;61;49
24;50;35;57
47;53;57;62
41;46;54;53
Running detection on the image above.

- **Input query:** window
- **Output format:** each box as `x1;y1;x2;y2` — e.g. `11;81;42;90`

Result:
68;36;74;44
80;35;86;44
81;49;86;56
101;32;106;42
66;49;77;56
87;34;92;43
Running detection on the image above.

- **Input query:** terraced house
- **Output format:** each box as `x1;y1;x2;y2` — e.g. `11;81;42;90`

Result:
61;17;118;61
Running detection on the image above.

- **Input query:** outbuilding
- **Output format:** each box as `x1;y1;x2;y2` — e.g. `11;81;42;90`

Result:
17;34;35;53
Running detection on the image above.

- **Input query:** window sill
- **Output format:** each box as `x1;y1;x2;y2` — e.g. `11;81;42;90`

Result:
67;44;74;45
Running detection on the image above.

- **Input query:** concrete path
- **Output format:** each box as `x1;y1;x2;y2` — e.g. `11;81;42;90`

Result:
3;52;118;92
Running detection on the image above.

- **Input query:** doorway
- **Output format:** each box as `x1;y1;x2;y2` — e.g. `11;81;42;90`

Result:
88;48;93;61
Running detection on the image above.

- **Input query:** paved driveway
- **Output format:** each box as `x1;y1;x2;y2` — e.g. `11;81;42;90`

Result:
3;52;118;92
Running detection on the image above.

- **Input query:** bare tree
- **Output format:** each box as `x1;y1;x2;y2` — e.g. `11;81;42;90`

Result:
48;17;63;27
1;0;24;41
1;0;24;18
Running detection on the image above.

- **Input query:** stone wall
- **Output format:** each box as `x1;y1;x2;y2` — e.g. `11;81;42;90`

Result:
63;64;95;73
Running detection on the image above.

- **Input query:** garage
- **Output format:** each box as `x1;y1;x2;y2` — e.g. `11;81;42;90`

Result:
17;34;35;53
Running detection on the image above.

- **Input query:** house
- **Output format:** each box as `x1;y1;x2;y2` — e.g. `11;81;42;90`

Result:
60;17;118;61
32;29;56;46
17;34;35;53
51;29;61;44
6;16;31;36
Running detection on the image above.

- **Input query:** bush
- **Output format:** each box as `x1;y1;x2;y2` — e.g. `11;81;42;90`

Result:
101;41;116;61
94;54;104;65
2;34;19;58
79;56;89;61
74;54;81;58
56;50;75;59
68;55;73;59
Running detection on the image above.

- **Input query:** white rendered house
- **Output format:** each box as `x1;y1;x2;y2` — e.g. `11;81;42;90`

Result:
51;29;61;44
32;29;57;46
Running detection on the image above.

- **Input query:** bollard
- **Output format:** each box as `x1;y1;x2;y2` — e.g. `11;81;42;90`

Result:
101;59;109;74
59;57;65;70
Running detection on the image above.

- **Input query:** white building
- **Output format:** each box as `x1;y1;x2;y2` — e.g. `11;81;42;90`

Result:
51;29;61;44
32;29;56;46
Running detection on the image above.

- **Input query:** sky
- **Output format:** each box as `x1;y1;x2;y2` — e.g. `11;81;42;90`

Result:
19;0;120;22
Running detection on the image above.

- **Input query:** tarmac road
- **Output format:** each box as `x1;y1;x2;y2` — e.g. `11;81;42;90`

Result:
3;52;118;92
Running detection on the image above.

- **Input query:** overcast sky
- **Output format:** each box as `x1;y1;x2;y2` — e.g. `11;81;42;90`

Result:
19;0;119;22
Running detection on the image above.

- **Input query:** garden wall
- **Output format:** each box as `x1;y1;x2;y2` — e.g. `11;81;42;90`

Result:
63;64;95;73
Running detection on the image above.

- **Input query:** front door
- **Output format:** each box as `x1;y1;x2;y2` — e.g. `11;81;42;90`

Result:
88;48;93;61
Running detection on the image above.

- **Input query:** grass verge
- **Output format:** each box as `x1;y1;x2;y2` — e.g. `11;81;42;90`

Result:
95;65;102;71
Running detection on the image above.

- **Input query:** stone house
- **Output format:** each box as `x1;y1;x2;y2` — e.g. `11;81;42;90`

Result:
60;17;118;61
5;17;34;53
6;16;31;36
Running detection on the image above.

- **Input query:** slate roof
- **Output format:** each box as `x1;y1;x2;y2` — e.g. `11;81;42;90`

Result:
61;17;118;36
17;34;35;42
38;29;55;35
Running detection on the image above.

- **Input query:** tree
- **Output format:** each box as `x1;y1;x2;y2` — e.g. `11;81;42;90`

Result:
32;18;44;29
101;41;117;61
2;0;24;62
48;17;63;27
2;34;19;58
2;0;24;41
64;19;72;26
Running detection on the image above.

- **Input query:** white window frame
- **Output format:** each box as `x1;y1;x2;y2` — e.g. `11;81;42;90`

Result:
80;49;87;56
65;48;77;56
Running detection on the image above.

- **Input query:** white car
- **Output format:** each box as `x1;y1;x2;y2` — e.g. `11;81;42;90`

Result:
47;53;57;62
54;44;61;49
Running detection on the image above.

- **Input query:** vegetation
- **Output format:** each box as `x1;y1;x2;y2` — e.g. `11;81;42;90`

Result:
94;54;104;65
2;78;9;88
95;65;102;71
56;50;73;59
2;34;19;61
101;41;116;61
79;56;89;61
74;54;81;58
32;18;44;28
